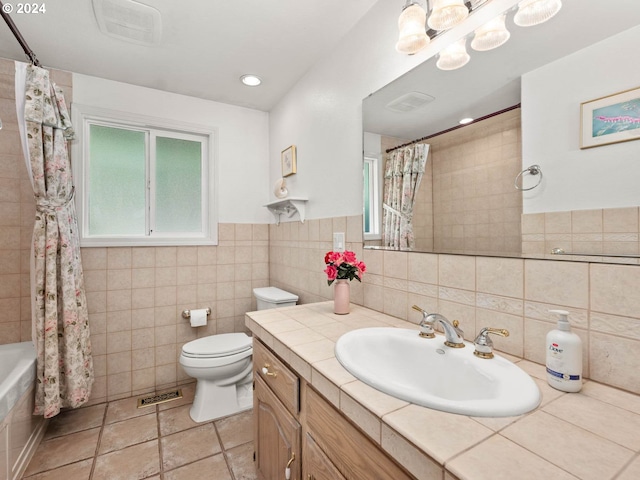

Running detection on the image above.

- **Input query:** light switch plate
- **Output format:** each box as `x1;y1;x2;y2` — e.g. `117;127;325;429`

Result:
333;232;345;252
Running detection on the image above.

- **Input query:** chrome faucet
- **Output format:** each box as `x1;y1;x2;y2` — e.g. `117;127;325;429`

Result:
412;305;465;348
473;327;509;359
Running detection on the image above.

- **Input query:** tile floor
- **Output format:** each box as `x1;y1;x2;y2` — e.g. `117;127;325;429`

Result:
22;384;257;480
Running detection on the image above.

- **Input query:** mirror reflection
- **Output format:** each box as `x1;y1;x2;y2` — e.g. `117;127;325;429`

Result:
363;0;640;260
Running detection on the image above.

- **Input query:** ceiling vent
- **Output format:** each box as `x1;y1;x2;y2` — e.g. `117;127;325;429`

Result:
92;0;162;46
385;92;435;113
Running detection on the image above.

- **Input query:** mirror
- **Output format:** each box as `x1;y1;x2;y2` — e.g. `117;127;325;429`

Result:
363;0;640;261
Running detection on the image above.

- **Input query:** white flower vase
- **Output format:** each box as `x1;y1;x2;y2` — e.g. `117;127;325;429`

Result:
333;279;350;315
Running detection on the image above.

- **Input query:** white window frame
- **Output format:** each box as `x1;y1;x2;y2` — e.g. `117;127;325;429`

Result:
363;155;381;241
72;104;218;247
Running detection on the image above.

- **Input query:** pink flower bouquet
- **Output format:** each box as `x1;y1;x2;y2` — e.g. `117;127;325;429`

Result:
323;250;366;286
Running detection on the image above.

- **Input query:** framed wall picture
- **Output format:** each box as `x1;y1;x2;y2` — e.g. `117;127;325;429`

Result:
281;145;297;177
580;86;640;149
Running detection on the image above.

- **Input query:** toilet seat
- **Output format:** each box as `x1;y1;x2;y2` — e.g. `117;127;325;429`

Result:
181;333;252;359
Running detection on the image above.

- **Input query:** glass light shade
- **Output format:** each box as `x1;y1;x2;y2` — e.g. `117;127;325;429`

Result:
436;38;470;70
396;3;429;54
471;14;510;51
514;0;562;27
427;0;469;31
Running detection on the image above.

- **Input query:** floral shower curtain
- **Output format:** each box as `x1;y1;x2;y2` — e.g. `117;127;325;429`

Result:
382;143;429;249
17;63;93;418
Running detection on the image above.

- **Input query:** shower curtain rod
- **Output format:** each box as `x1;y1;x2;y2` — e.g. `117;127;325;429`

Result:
0;0;41;66
385;104;521;154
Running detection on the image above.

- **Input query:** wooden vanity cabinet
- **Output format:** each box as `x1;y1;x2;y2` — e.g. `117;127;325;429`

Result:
304;387;414;480
253;340;301;480
303;431;347;480
253;338;415;480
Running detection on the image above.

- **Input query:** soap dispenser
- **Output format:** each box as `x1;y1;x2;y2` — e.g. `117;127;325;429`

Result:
546;310;582;392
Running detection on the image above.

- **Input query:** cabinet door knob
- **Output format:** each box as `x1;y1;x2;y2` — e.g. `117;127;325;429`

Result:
261;364;278;378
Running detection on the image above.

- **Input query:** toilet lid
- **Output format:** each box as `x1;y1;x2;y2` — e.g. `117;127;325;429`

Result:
182;333;252;358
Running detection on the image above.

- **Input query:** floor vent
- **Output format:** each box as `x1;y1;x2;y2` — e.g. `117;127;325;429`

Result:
137;389;183;408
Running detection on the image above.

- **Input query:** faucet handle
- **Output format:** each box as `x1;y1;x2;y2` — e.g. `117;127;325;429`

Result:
473;327;509;359
412;304;427;315
412;305;435;338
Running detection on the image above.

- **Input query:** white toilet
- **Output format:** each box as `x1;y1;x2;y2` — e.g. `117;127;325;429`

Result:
253;287;299;310
179;287;298;422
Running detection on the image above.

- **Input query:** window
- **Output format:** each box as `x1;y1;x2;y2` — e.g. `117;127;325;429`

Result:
72;105;217;246
363;156;380;240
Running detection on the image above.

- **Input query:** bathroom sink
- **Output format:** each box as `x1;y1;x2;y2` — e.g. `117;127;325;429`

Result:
335;327;540;417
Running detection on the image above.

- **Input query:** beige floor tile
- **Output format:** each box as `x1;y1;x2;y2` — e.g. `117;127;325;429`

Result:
44;404;106;439
99;411;158;454
157;383;196;411
215;410;253;450
164;453;232;480
161;423;222;471
502;411;634;480
23;427;100;476
22;458;93;480
93;439;161;480
158;404;200;436
106;396;155;424
226;442;258;480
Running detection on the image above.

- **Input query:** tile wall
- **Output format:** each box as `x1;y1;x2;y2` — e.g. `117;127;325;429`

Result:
430;108;522;256
522;207;640;263
269;215;640;395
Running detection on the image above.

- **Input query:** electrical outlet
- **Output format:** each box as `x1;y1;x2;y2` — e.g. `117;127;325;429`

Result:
333;232;345;252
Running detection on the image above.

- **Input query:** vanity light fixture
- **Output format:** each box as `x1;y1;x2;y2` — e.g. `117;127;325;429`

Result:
240;74;262;86
436;37;470;70
514;0;562;27
471;13;510;51
396;1;430;54
427;0;469;31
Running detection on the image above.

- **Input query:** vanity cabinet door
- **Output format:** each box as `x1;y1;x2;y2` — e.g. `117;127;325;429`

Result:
306;387;415;480
254;375;301;480
303;431;347;480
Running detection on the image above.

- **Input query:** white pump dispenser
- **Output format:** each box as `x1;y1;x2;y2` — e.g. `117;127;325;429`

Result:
546;310;582;392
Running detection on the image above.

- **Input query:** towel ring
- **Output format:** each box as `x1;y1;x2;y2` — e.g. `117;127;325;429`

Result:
515;164;542;191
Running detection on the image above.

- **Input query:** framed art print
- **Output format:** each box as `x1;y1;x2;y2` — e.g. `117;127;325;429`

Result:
581;86;640;149
281;145;297;177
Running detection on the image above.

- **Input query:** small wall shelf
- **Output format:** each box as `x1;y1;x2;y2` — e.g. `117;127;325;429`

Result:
264;197;308;225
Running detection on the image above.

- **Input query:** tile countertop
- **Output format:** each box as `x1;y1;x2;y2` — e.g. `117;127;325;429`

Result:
245;302;640;480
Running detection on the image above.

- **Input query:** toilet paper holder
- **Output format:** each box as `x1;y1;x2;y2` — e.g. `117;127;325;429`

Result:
182;307;211;319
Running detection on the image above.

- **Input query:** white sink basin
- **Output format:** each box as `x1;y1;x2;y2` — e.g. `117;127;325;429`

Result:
335;327;541;417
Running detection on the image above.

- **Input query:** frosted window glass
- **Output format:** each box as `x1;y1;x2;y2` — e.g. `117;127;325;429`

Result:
155;136;202;233
89;125;146;235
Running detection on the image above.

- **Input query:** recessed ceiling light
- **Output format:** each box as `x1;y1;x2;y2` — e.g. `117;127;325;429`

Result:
240;74;262;86
459;117;474;125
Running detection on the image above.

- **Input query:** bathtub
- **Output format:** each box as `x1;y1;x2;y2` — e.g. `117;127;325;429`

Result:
0;342;47;480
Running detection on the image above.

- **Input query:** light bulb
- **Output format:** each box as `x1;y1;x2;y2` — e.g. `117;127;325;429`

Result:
396;3;429;54
471;14;510;51
514;0;562;27
427;0;469;31
436;38;470;71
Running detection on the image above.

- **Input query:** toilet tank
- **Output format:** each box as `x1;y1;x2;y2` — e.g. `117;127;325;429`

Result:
253;287;299;310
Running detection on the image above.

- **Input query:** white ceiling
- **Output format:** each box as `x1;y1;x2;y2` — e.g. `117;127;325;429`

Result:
364;0;640;140
0;0;379;111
